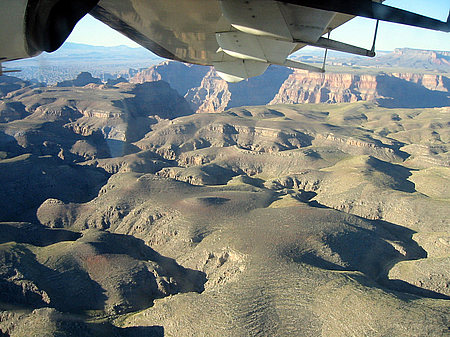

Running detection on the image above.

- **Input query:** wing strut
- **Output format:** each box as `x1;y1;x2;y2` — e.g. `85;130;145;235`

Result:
293;37;376;58
371;20;380;53
0;64;21;76
322;30;331;71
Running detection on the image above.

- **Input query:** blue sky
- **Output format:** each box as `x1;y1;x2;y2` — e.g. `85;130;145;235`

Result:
66;0;450;51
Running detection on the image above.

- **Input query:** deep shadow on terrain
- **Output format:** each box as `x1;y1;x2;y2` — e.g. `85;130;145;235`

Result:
282;200;450;300
0;154;110;222
0;307;164;337
0;225;206;316
376;74;450;108
0;222;80;247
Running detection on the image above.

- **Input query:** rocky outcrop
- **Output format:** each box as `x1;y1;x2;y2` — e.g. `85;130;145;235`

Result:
0;101;28;123
0;154;109;222
375;74;450;108
105;76;128;87
56;72;102;87
133;63;293;114
0;76;34;98
121;81;193;121
156;164;237;185
130;61;209;97
0;228;205;316
185;69;231;114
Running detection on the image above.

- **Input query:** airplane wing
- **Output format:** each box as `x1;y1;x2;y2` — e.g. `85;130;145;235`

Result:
89;0;450;81
1;0;449;82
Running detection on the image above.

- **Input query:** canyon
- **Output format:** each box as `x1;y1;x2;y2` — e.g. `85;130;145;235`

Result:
0;48;449;336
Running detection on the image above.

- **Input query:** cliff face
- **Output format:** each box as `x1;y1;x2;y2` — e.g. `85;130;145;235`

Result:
270;72;379;104
185;69;231;114
184;65;295;113
392;73;449;92
130;61;209;98
271;71;449;108
134;63;293;114
131;61;449;113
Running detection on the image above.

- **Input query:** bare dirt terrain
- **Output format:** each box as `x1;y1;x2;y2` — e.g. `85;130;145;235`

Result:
0;73;449;336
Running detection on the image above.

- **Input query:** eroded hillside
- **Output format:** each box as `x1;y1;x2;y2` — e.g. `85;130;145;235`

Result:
0;75;449;336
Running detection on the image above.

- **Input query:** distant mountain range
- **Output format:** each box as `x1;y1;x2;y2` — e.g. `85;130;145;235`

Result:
5;43;163;84
4;44;449;85
17;42;161;61
338;48;450;71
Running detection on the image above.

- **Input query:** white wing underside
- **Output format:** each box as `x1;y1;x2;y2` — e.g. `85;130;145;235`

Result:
91;0;355;82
